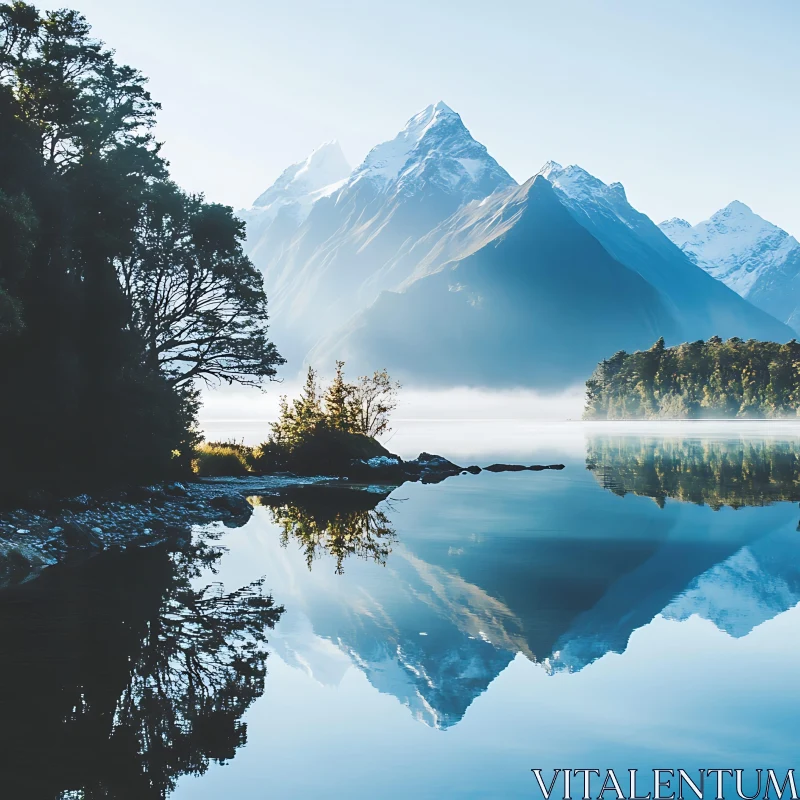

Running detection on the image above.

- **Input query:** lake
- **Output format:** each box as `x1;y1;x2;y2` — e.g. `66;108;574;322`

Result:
2;422;800;798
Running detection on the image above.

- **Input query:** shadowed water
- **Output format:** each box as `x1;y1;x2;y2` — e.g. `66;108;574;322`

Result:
2;426;800;798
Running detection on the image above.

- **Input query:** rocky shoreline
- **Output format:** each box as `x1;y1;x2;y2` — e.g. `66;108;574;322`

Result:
0;453;565;589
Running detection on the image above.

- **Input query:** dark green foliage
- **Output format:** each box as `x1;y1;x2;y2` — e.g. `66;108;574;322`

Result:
323;360;357;431
190;428;390;479
117;181;283;387
256;428;391;476
584;337;800;420
0;4;180;496
586;436;800;509
269;367;326;450
0;4;279;499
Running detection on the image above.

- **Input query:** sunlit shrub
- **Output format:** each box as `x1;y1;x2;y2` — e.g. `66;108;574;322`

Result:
192;442;254;477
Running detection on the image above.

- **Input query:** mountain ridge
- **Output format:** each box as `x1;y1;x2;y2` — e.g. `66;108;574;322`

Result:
309;164;793;386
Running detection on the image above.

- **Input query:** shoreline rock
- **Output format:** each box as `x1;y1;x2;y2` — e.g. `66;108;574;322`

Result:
483;463;566;473
0;454;566;590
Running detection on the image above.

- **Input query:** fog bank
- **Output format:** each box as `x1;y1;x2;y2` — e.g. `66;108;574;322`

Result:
198;384;586;451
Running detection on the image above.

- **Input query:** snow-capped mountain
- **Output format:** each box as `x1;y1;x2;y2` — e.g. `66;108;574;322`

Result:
309;163;792;386
243;102;515;366
659;203;800;333
238;140;351;261
252;140;351;215
311;176;680;386
242;106;792;382
659;216;692;243
347;101;511;199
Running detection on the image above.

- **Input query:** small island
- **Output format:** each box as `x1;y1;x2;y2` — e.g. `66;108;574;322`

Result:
584;337;800;420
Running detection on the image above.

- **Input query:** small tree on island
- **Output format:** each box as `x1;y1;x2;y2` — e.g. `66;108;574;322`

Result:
323;361;357;432
262;363;400;473
271;363;400;444
350;369;400;438
270;367;325;448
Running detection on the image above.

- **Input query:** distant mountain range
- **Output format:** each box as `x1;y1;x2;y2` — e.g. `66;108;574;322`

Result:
659;203;800;334
241;103;794;385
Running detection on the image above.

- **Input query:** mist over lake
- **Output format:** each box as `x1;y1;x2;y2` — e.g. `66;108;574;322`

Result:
198;385;588;450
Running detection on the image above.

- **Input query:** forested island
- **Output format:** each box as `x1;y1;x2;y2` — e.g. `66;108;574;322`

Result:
584;337;800;420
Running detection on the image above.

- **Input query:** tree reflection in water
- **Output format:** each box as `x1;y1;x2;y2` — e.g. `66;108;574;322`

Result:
587;437;800;509
253;485;398;574
0;534;282;799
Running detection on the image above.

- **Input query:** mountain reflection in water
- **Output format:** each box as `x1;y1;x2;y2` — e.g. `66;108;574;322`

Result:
3;434;800;799
0;535;282;799
238;437;800;732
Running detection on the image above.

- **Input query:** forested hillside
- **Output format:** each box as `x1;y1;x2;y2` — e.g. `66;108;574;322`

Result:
584;337;800;419
0;4;282;498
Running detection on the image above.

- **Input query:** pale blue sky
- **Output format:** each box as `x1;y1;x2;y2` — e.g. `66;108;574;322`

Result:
69;0;799;234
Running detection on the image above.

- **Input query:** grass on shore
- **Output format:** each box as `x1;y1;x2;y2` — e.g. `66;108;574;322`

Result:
191;442;258;477
191;430;391;478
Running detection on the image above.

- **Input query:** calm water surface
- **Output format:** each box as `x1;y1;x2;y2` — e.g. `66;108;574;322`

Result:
3;423;800;798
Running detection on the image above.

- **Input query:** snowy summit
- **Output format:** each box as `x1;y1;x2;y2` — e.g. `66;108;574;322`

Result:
237;139;352;256
348;101;514;199
249;140;351;219
659;201;800;298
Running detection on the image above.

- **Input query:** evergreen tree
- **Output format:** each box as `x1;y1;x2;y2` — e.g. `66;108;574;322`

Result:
323;360;356;432
584;337;800;420
269;367;324;447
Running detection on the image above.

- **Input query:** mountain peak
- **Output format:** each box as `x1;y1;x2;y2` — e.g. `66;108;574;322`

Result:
349;102;514;197
409;100;458;125
721;200;754;215
657;217;694;247
709;200;757;223
660;217;692;229
708;200;780;236
252;140;351;209
659;200;799;304
538;160;563;178
537;161;616;202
